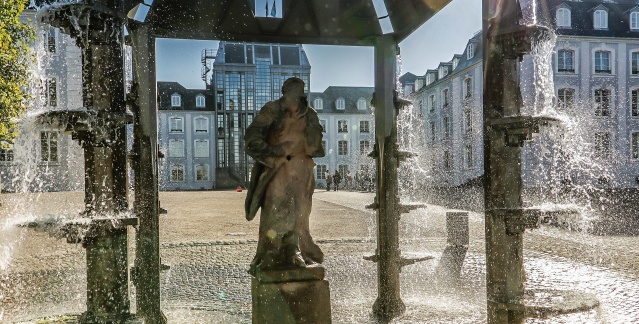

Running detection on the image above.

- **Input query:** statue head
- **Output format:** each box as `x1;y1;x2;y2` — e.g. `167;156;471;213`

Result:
282;77;305;97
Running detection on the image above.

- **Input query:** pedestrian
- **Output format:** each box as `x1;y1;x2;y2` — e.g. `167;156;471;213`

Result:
346;170;352;190
325;169;332;191
333;170;341;191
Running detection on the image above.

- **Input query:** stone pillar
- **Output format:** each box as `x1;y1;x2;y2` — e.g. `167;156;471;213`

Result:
436;212;469;281
129;22;166;324
251;266;331;324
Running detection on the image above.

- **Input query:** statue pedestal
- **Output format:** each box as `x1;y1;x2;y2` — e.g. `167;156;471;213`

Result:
251;265;332;324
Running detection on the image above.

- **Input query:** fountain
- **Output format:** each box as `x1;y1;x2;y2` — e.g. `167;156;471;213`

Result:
482;0;598;322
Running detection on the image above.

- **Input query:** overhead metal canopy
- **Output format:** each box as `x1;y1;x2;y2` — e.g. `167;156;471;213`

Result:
141;0;452;45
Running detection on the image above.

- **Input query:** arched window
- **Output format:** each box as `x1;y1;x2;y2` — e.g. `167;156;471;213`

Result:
169;139;185;157
338;120;348;133
464;78;473;99
557;49;575;72
467;43;475;59
195;164;209;181
314;98;323;110
631;12;639;30
357;98;367;110
194;139;209;157
336;97;345;110
196;95;205;108
556;8;571;28
594;10;608;29
194;117;208;133
171;93;181;107
171;164;185;181
169;117;183;133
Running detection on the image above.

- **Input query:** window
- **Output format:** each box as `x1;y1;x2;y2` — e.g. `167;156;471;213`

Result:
217;139;226;167
169;117;184;132
194;139;209;157
465;109;472;134
171;93;181;107
45;78;57;107
40;132;58;162
194;117;208;133
0;147;14;162
632;12;639;30
360;120;370;133
442;89;449;107
444;150;451;170
594;51;611;73
594;132;610;159
556;8;571;28
443;116;450;139
632;52;639;75
633;132;639;159
196;95;205;108
557;88;574;111
594;10;608;29
316;164;327;180
557;50;574;72
320;119;327;133
360;140;370;154
357;98;367;110
338;165;349;176
338;120;348;133
314;98;323;110
321;140;326;152
169;139;185;157
336;98;345;110
633;90;639;117
428;95;435;113
195;164;209;181
464;78;472;99
430;122;436;142
467;43;475;59
438;66;448;79
338;140;348;155
171;164;185;181
594;89;611;117
466;144;473;168
46;29;56;53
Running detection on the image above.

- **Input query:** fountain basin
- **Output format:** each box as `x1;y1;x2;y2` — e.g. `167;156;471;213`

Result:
489;115;563;147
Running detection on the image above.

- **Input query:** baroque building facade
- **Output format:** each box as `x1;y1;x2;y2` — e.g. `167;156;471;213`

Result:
0;9;84;192
403;0;639;192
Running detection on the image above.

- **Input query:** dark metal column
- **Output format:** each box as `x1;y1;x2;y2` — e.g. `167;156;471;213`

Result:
129;22;166;324
372;34;405;320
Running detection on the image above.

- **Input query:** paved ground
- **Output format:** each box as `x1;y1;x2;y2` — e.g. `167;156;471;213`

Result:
2;190;639;323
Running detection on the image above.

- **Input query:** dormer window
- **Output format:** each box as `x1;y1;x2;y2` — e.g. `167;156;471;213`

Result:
438;66;448;79
336;97;345;110
314;98;323;110
357;98;367;110
452;58;460;70
556;8;571;28
631;12;639;30
171;93;181;107
467;43;475;59
594;9;608;30
426;74;434;85
196;95;205;108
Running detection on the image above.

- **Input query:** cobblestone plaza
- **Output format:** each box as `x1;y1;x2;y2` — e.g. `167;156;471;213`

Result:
2;190;639;323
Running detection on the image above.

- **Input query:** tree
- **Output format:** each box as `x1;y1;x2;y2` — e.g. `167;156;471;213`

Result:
0;0;34;142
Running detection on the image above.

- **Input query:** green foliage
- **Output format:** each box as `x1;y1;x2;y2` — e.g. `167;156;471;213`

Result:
0;0;34;142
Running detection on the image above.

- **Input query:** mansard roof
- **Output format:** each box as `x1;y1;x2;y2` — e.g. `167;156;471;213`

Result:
549;0;639;37
309;86;374;114
157;82;213;111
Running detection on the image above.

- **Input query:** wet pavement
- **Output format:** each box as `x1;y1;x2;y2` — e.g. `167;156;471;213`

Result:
2;190;639;323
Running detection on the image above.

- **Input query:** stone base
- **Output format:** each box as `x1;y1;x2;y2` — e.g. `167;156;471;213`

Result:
252;266;332;324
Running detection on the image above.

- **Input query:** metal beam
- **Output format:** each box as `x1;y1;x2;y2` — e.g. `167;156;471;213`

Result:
129;22;166;324
372;34;405;321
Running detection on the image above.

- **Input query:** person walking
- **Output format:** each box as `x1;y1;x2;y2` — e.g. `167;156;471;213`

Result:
333;170;342;191
325;169;332;191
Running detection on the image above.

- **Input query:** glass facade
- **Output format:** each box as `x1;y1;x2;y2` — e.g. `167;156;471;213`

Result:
213;42;310;186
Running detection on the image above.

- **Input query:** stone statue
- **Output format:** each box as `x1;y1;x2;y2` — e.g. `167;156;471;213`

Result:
244;77;325;275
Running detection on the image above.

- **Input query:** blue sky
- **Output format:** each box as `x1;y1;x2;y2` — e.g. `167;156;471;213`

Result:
156;0;482;92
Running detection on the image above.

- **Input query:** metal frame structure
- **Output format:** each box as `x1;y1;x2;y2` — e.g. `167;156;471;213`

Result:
42;0;453;322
